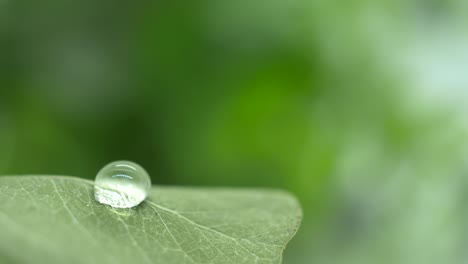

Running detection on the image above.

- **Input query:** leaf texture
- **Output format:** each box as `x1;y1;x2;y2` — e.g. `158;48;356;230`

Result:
0;176;302;264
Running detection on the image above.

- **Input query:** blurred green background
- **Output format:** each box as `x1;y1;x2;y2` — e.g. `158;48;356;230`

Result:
1;0;468;263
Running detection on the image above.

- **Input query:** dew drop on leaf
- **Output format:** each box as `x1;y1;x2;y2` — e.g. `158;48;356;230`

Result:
94;161;151;208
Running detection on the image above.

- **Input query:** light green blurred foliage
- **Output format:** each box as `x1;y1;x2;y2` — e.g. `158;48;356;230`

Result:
1;0;468;263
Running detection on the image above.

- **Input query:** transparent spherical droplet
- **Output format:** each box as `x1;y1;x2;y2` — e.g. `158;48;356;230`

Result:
94;161;151;208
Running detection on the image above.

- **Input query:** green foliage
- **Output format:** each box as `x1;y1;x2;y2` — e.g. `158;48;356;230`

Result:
0;176;301;264
2;1;468;263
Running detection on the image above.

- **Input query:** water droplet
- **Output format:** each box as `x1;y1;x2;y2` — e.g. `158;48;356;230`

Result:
94;160;151;208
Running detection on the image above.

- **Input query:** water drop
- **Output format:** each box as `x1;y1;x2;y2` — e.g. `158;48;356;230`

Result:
94;160;151;208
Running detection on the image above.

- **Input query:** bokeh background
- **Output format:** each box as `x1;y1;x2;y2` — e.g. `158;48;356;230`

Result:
2;0;468;263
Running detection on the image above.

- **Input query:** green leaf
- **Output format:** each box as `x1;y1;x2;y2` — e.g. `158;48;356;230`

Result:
0;176;302;264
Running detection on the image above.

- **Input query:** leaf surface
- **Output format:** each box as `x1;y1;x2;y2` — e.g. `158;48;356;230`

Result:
0;176;301;264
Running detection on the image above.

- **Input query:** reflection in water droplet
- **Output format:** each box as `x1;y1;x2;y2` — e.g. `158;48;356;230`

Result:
94;161;151;208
